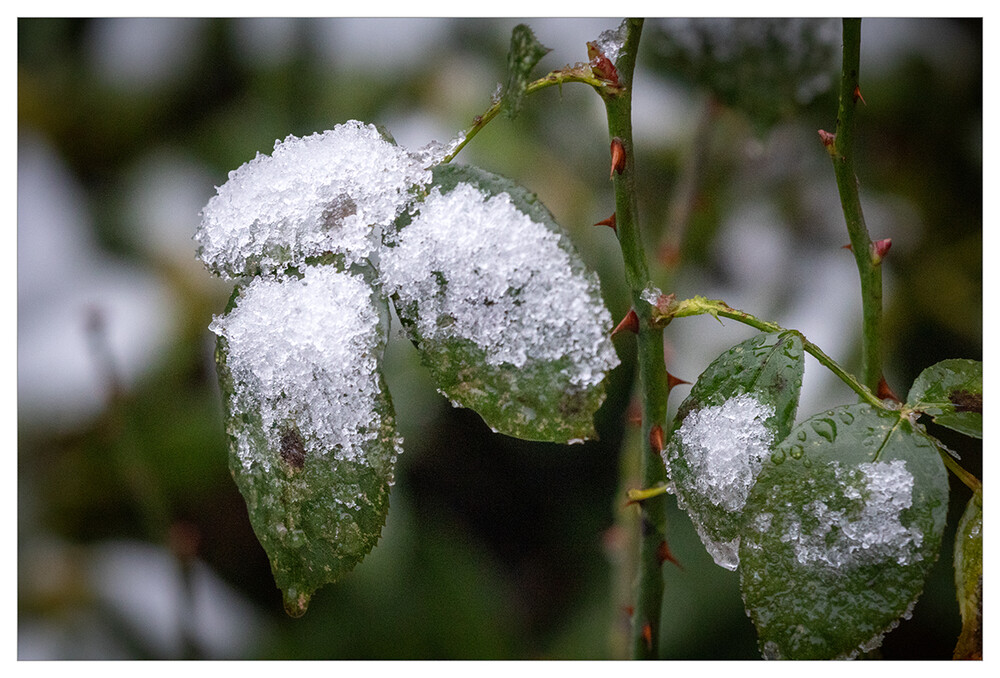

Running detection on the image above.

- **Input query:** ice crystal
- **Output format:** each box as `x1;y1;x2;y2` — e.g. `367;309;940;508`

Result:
670;394;775;512
782;459;924;568
379;182;619;388
196;120;431;279
209;266;391;471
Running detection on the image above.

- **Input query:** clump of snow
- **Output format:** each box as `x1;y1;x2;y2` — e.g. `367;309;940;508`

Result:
196;120;431;279
379;182;619;388
781;459;924;568
593;21;628;63
670;394;775;511
209;266;392;471
666;393;774;569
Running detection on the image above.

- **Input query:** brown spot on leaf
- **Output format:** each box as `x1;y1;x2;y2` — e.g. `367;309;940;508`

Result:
950;389;982;414
280;428;306;469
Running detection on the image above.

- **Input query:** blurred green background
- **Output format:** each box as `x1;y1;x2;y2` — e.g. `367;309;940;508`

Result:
18;18;981;659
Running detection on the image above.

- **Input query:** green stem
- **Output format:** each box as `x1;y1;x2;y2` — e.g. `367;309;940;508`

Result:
662;296;885;409
827;18;883;393
598;19;669;660
441;70;616;165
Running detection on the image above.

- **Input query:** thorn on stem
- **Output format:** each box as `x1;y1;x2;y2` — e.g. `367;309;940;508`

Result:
657;539;683;570
642;622;654;652
877;375;902;404
625;398;642;426
595;213;617;231
853;85;867;105
649;424;665;454
611;309;639;338
610;137;626;178
842;243;853;251
666;371;690;391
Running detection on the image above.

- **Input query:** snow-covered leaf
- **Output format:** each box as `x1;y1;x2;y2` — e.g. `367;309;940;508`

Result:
502;24;550;119
196;120;431;279
662;331;804;569
381;164;620;443
739;404;949;659
906;359;982;439
953;489;983;659
211;266;401;616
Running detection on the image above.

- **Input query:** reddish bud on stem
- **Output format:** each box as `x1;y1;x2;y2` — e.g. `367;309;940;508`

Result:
586;41;620;85
610;137;626;178
595;213;617;231
818;129;836;150
649;424;665;454
611;309;639;339
871;238;892;264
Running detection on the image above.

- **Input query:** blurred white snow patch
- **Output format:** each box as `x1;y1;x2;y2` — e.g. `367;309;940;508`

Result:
632;68;696;149
780;253;862;419
312;18;451;70
18;134;177;432
85;18;203;91
124;149;217;275
88;540;270;659
716;202;793;301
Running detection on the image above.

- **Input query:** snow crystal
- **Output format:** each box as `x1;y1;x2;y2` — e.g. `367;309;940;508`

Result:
196;120;431;279
640;283;663;307
783;459;924;568
209;266;389;471
666;393;774;569
670;394;775;512
594;21;628;63
379;182;619;388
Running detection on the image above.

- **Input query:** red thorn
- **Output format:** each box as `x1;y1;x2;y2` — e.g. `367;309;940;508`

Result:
666;371;690;390
611;309;639;339
610;137;626;178
642;622;653;651
649;424;665;454
853;85;867;105
871;238;892;264
623;605;635;618
657;539;683;570
842;243;853;251
877;375;902;404
595;213;617;231
818;129;836;149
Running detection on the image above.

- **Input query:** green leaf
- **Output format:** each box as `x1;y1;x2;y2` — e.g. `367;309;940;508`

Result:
906;359;982;438
663;331;804;569
953;489;983;659
502;24;550;119
381;164;620;443
212;266;400;616
739;404;949;659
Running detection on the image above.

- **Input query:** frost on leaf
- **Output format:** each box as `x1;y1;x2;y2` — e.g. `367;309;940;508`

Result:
663;332;803;570
381;164;620;443
196;120;432;279
739;404;949;659
211;265;401;616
